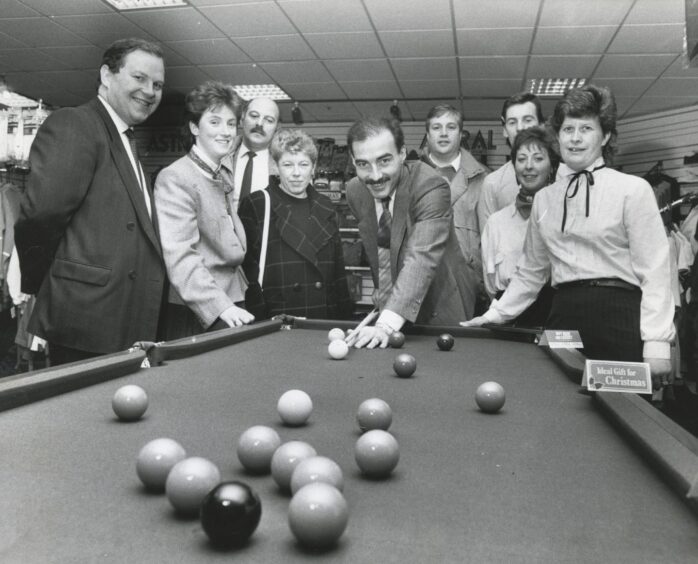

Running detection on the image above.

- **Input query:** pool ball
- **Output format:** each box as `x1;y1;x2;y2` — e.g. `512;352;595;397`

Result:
388;330;405;348
237;425;281;474
165;457;221;516
354;429;400;479
200;481;262;548
393;353;416;378
328;328;345;342
271;440;317;492
136;437;187;491
290;455;344;495
288;483;348;549
356;398;392;432
328;339;349;360
475;381;506;413
437;333;455;351
112;384;148;421
277;389;313;426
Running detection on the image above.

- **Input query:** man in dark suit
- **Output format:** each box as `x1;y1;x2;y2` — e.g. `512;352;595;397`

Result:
14;38;167;365
231;97;280;210
345;117;477;349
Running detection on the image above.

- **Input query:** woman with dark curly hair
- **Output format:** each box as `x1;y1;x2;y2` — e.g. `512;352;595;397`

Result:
155;81;254;339
463;84;674;388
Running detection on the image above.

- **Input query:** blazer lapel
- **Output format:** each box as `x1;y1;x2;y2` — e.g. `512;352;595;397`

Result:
91;99;162;255
390;166;410;277
355;183;379;279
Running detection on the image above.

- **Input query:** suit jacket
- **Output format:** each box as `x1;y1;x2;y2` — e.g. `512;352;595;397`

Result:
14;97;166;354
346;161;477;324
421;148;489;288
239;178;353;320
154;153;248;328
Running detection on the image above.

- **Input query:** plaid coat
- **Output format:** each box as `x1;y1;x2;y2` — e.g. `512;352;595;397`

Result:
239;179;353;320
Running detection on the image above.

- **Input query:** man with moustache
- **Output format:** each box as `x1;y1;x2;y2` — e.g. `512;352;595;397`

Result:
14;38;167;365
232;96;280;210
421;104;489;312
479;92;544;228
345;117;476;349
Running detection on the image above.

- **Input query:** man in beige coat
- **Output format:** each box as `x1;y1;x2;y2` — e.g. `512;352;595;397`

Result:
420;104;490;313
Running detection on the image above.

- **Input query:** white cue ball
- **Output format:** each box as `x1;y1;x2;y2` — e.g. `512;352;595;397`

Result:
328;328;346;342
328;339;349;360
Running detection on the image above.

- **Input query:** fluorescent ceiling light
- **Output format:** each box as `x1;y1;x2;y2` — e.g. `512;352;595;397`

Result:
102;0;188;10
232;84;291;101
527;78;586;97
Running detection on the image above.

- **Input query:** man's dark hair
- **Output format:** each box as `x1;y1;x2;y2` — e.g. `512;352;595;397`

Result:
510;125;561;179
500;92;544;124
100;37;163;75
425;104;463;131
347;117;404;155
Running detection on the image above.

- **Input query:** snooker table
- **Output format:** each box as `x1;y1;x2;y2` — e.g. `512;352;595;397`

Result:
0;318;697;564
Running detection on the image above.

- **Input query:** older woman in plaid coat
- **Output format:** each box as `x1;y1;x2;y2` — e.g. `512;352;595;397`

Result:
239;129;353;320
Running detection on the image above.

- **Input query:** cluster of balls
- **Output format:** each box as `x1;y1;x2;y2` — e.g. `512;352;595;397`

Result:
116;382;399;550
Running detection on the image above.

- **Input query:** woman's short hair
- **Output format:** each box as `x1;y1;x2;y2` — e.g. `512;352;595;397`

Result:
550;84;618;162
270;128;318;164
510;126;560;178
183;81;240;146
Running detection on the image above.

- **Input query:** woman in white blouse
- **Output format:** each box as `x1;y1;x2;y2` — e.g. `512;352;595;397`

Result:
481;126;558;328
463;84;673;387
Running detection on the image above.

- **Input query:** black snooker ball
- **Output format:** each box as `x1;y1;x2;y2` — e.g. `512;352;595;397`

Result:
388;330;405;348
393;353;416;378
200;481;262;548
437;333;454;351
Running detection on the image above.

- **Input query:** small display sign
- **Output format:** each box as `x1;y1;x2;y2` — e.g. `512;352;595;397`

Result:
537;329;583;349
584;360;652;395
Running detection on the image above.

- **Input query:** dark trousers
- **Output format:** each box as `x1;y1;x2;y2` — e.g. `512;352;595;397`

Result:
48;343;101;366
545;285;643;362
162;303;244;341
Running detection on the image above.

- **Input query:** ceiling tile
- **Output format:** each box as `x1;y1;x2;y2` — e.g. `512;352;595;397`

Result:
200;63;273;84
611;96;637;117
0;17;88;47
533;26;616;55
124;7;224;41
0;49;68;71
364;0;452;31
593;54;676;78
380;30;453;58
0;0;40;17
305;32;384;59
165;39;250;65
325;59;392;82
161;66;212;89
235;35;314;61
37;45;103;70
453;0;540;28
54;13;153;37
461;79;523;97
624;0;685;24
0;52;19;72
644;77;698;97
391;58;457;81
158;45;192;68
0;32;28;49
539;0;634;26
19;0;112;16
461;99;505;120
188;0;276;5
459;56;527;80
608;24;684;54
592;78;654;97
40;90;85;107
456;28;533;56
353;100;400;119
261;60;333;83
279;0;372;33
339;80;401;99
199;3;296;37
526;55;600;78
5;72;52;99
283;82;347;100
302;101;361;121
33;69;95;92
400;79;459;98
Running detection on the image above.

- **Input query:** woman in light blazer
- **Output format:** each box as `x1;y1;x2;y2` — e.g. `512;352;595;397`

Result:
155;81;254;339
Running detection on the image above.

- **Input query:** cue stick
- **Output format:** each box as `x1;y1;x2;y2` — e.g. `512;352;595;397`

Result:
347;308;379;338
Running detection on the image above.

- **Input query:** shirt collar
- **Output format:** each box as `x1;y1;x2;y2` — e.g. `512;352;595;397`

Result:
559;157;606;178
192;143;220;173
426;151;460;171
98;95;129;135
